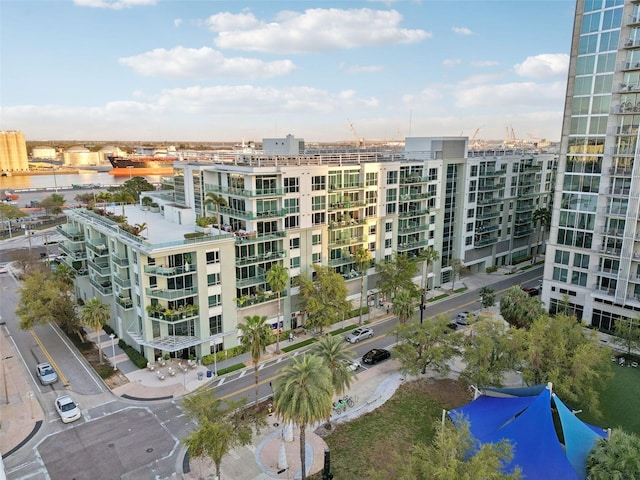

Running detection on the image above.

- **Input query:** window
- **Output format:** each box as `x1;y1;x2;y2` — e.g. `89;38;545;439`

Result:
312;233;321;245
206;250;220;264
386;171;398;185
467;209;474;218
466;223;474;232
312;253;321;264
470;165;478;177
290;237;300;249
385;221;393;232
555;250;570;265
465;237;472;246
312;212;325;225
366;206;377;217
428;168;438;181
284;177;299;193
312;175;326;191
386;189;397;202
574;253;589;269
366;190;377;204
207;273;220;286
208;294;221;307
571;271;588;287
369;241;375;251
553;267;568;282
149;276;157;288
386;203;396;214
365;172;378;187
284;198;299;213
385;238;392;248
285;216;299;229
209;315;222;335
312;195;325;211
290;257;300;268
369;225;376;235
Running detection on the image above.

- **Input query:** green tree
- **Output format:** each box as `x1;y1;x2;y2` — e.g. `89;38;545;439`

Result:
393;316;463;376
355;247;372;325
499;286;545;329
204;191;228;233
479;286;496;308
78;298;111;364
16;269;82;338
449;258;465;291
110;189;135;216
110;177;156;201
532;207;551;263
273;355;333;480
297;265;350;334
613;317;640;356
39;193;65;216
393;289;417;325
310;335;355;428
238;315;273;407
586;428;640;479
462;320;516;387
398;418;521;480
182;388;261;480
0;203;28;238
266;263;289;354
376;253;420;302
419;247;440;292
514;314;612;417
52;262;76;288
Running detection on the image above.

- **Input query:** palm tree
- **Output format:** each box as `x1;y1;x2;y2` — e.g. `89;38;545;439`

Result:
355;247;371;325
420;247;440;292
532;208;551;263
273;355;333;480
79;298;111;364
134;222;148;237
265;263;289;354
449;258;464;291
110;189;135;216
311;335;355;428
393;289;417;325
238;315;273;407
204;192;228;234
587;428;640;479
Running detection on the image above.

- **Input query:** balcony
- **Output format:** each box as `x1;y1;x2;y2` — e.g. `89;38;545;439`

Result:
618;82;640;93
58;242;86;260
235;230;285;245
329;235;366;247
236;290;286;308
116;296;133;310
601;228;625;238
478;183;505;191
475;236;499;247
398;209;430;218
620;60;640;71
624;38;640;49
90;278;113;295
57;225;84;242
219;206;286;220
143;264;196;277
608;167;634;176
329;218;366;229
399;192;431;201
147;306;199;323
328;200;366;211
477;210;501;220
145;287;198;300
88;259;111;277
596;247;622;256
236;275;266;288
397;239;429;251
399;176;429;185
329;182;364;191
328;256;355;267
478;169;506;177
206;184;284;197
398;223;429;234
477;197;502;206
235;250;285;266
113;274;131;289
111;252;129;266
595;266;620;277
87;238;109;256
516;204;535;213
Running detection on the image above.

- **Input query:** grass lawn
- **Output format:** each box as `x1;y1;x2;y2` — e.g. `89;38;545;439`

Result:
309;378;471;480
581;362;640;435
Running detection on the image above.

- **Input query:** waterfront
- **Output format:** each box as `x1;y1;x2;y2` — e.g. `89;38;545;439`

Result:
0;171;163;191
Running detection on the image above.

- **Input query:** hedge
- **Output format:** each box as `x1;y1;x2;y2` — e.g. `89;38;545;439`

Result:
216;363;246;376
427;293;449;303
118;339;148;368
281;338;317;353
202;345;247;366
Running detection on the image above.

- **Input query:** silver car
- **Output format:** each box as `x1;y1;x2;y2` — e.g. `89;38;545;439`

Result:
36;362;58;385
345;327;374;344
55;395;82;424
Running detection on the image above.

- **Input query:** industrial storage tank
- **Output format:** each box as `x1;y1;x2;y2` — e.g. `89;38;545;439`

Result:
62;145;100;166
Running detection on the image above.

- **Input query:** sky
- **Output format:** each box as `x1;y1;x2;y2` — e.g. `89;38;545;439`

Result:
1;0;577;144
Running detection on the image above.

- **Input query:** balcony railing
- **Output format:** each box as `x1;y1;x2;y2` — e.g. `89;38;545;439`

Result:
328;256;355;267
235;230;285;245
475;236;499;247
329;182;365;191
397;239;429;251
608;167;633;176
57;225;85;242
219;206;286;220
329;235;366;247
398;209;430;218
111;252;129;266
399;176;429;184
58;242;86;260
113;274;131;289
206;184;285;197
236;275;266;288
147;307;199;323
87;238;109;256
90;278;113;295
145;287;198;300
143;264;196;276
88;259;111;277
116;296;133;310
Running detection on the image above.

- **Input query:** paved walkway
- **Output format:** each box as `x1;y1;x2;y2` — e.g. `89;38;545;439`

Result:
0;261;543;479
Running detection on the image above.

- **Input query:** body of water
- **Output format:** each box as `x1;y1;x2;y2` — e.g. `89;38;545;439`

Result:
0;171;163;191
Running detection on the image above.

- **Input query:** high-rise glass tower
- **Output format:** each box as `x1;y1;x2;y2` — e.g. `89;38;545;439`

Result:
543;0;640;330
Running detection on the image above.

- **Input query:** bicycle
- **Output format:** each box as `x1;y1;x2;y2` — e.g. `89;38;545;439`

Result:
337;395;355;408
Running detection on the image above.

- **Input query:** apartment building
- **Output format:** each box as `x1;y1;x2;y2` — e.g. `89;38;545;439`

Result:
543;0;640;330
58;136;551;362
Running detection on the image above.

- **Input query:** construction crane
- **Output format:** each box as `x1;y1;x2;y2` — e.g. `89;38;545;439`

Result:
348;118;364;148
470;126;484;148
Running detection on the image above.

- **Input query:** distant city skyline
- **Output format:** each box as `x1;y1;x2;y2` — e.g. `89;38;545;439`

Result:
2;1;575;143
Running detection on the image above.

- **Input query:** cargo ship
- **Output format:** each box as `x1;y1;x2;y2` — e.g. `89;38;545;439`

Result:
107;155;178;176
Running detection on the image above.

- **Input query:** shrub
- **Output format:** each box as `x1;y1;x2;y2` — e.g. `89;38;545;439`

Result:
184;232;205;239
103;324;115;335
427;293;449;302
217;363;245;375
486;265;498;273
282;338;317;352
117;340;147;368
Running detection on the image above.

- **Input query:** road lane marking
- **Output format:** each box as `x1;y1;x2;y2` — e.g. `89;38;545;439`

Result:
31;329;71;390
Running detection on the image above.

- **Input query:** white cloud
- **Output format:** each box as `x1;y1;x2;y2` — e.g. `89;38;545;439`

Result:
173;19;182;28
514;53;569;79
73;0;156;9
470;60;499;68
454;81;567;109
452;27;474;35
118;47;295;79
207;8;430;53
339;62;383;74
443;59;461;68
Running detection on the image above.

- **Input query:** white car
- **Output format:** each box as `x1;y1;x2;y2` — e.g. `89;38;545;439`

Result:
345;327;374;344
36;362;58;385
346;359;361;372
55;395;82;424
0;264;8;274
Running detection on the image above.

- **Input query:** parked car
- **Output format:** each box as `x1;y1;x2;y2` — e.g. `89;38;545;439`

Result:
455;311;472;326
522;286;539;297
36;362;58;385
447;321;459;331
55;395;81;423
362;348;391;365
345;327;374;344
0;264;7;274
345;359;361;372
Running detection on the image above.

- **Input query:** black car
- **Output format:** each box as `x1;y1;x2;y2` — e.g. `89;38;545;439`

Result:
522;286;539;297
362;348;391;365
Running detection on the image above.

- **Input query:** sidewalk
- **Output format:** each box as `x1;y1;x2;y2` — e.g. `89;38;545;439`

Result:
0;263;541;478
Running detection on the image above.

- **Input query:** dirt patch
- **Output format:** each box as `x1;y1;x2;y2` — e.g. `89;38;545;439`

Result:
81;342;130;389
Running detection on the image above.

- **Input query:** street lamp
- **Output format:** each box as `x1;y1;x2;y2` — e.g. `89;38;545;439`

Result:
0;317;8;404
109;333;117;370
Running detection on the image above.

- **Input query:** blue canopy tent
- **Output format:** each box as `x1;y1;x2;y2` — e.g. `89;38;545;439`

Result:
449;384;607;480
